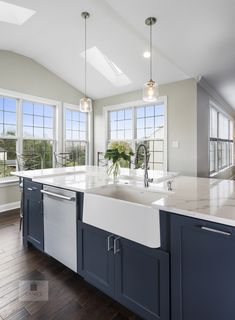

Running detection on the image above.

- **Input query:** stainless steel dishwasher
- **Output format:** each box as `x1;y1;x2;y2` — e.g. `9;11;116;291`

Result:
41;185;77;272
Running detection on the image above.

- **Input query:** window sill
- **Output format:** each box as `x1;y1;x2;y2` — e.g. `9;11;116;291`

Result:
210;165;234;178
0;177;19;188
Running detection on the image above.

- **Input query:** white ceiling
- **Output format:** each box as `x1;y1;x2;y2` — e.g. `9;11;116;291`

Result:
0;0;235;107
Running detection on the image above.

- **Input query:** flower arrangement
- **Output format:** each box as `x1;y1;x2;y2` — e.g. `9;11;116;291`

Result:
105;141;134;180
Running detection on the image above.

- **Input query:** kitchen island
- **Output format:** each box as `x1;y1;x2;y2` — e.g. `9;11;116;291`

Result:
12;166;235;320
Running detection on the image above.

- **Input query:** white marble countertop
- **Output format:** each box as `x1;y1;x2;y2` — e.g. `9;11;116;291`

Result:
11;165;88;179
12;165;177;191
152;176;235;227
12;166;235;227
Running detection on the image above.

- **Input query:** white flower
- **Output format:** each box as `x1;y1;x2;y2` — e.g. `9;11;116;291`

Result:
109;141;133;155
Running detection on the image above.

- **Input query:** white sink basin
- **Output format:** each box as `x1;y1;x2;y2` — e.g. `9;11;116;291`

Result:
89;184;165;206
83;185;167;248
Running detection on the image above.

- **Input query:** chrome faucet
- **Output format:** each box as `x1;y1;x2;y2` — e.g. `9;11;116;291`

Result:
134;144;153;187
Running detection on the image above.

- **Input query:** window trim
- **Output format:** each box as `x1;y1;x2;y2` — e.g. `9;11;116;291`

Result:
103;96;168;171
209;101;234;176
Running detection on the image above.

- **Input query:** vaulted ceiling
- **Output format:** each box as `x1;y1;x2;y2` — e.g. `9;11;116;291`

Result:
0;0;235;108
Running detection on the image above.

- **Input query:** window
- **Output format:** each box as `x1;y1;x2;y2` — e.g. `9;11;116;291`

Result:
65;108;88;165
0;139;17;178
23;140;53;169
0;96;17;177
210;106;233;175
0;96;17;136
22;101;55;169
136;105;165;170
109;108;132;140
0;90;91;181
107;102;166;170
23;101;54;139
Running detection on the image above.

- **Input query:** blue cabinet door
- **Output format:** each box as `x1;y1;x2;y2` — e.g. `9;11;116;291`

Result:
170;214;235;320
77;222;115;297
115;237;170;320
23;179;44;251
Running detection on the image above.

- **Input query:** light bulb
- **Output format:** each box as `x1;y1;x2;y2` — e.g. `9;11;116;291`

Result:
143;80;159;102
147;85;154;97
143;51;151;58
80;97;92;112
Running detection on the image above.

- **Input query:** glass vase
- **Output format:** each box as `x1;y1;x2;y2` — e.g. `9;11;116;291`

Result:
107;161;121;182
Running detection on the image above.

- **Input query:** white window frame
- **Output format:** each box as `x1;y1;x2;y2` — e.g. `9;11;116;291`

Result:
0;88;60;184
209;100;234;176
21;99;57;169
103;96;168;171
63;103;92;165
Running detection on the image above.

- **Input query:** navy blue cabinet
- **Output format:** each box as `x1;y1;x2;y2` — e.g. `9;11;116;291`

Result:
170;214;235;320
115;237;169;320
77;222;115;297
78;222;169;320
23;179;44;251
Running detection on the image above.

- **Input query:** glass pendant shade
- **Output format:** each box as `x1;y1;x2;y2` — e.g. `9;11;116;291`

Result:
143;17;158;102
143;79;159;102
80;12;92;113
80;97;92;112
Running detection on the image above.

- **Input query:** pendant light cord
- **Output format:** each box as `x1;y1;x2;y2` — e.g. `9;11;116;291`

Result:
84;15;87;97
150;22;152;81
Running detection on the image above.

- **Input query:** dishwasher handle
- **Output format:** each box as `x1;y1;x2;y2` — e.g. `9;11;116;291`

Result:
41;190;76;201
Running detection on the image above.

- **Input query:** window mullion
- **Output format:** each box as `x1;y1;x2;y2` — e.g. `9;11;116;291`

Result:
17;98;23;156
132;106;136;154
218;112;220;171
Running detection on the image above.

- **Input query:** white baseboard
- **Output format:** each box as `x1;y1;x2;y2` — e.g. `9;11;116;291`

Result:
0;201;20;213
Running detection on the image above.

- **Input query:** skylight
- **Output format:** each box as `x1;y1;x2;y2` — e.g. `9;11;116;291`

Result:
0;1;36;26
81;46;131;87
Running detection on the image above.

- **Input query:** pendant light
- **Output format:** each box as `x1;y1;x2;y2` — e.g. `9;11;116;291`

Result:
80;11;92;113
143;17;159;102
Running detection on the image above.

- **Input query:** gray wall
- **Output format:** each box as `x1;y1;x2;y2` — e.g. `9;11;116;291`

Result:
0;50;84;209
197;82;235;178
0;50;83;104
94;78;198;176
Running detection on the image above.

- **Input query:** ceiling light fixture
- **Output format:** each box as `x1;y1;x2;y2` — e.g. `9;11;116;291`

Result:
0;1;35;26
143;17;159;102
80;11;92;113
143;51;151;58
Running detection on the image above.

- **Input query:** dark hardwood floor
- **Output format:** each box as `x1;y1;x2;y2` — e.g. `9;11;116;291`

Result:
0;210;141;320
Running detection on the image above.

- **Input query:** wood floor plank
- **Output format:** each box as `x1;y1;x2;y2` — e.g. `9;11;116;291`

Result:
0;210;139;320
5;306;30;320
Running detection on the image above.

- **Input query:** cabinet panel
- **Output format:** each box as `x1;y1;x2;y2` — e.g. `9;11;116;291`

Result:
77;222;115;297
115;238;170;320
23;179;43;251
171;214;235;320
